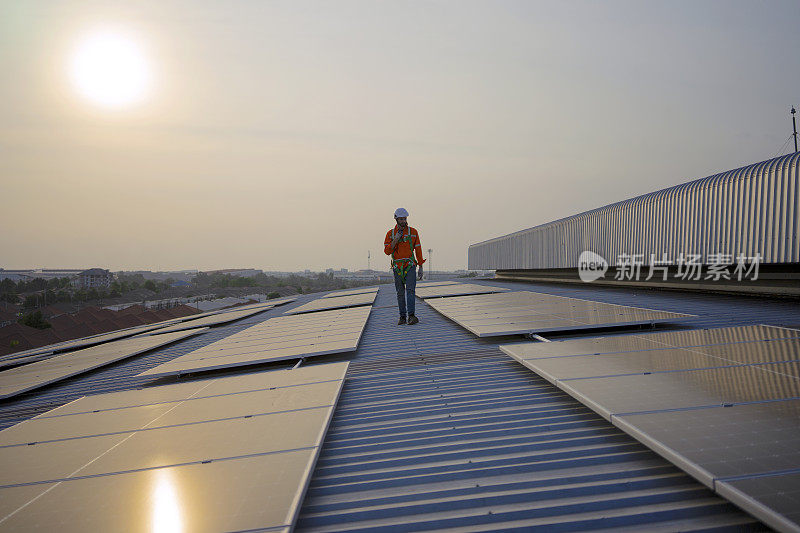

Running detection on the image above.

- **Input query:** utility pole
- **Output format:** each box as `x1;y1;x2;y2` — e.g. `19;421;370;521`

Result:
367;251;370;271
792;106;798;153
427;248;433;280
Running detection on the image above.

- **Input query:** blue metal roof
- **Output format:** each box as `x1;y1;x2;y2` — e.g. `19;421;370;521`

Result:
2;280;796;530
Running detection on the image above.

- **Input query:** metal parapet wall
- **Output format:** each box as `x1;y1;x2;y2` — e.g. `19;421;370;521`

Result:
469;153;800;270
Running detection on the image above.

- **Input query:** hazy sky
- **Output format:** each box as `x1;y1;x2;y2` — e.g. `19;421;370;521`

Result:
1;1;798;272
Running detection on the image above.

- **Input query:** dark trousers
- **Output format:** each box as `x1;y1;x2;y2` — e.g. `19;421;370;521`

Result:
393;266;416;317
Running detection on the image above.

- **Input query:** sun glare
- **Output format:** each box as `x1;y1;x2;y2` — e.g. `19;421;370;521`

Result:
69;29;152;108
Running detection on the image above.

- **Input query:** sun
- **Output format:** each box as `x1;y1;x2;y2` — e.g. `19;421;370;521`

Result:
69;29;152;108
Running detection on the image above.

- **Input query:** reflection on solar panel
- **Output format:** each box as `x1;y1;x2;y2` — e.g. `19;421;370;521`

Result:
0;329;205;400
415;283;509;299
503;325;800;532
284;292;376;315
322;287;379;298
144;306;272;335
138;306;370;377
0;362;347;532
428;290;693;337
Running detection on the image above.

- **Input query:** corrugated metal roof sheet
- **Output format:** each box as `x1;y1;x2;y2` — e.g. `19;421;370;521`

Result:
2;280;796;530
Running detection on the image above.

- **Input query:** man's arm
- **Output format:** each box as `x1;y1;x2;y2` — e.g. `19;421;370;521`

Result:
384;230;397;256
413;230;425;265
414;229;425;279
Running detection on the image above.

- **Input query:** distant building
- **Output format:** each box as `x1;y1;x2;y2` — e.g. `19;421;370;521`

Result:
76;268;113;289
0;271;32;282
0;269;82;282
207;269;263;278
122;270;198;282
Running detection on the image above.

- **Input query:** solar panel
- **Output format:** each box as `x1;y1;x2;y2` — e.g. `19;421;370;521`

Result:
500;325;800;360
717;471;800;533
0;320;185;361
415;280;460;287
503;325;800;531
614;400;800;487
562;364;800;420
322;287;379;298
284;292;376;314
144;307;272;335
138;307;370;377
0;329;206;400
428;291;693;337
0;450;309;532
415;283;510;299
0;362;347;531
505;338;800;383
45;361;348;417
230;297;297;310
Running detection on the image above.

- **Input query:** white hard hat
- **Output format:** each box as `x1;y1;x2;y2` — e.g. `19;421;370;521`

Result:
394;207;409;218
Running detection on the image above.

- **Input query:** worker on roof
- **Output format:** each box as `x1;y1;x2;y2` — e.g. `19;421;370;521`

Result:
384;207;425;325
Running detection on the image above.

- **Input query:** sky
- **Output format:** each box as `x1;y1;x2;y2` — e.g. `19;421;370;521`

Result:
1;0;798;272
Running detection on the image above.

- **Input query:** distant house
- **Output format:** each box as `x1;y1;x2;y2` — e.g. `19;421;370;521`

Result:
76;268;113;289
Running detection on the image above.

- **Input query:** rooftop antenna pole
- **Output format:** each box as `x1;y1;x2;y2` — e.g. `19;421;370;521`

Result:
427;248;433;280
792;106;798;153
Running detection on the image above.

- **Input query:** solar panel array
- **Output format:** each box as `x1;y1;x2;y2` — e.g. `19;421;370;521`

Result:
0;320;183;363
0;329;206;400
426;290;694;337
0;362;348;532
139;306;372;378
502;325;800;532
321;287;379;298
0;302;300;372
284;291;376;315
414;283;509;299
143;306;273;335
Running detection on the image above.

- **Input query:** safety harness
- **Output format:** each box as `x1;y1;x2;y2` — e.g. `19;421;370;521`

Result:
390;227;417;282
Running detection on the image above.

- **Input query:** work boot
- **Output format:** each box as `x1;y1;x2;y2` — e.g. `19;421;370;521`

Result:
398;316;406;325
407;314;419;325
